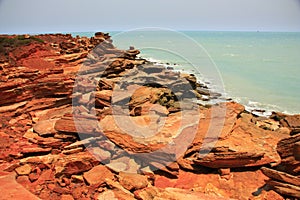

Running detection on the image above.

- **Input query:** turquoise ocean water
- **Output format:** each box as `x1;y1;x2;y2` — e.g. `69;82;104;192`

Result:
73;31;300;115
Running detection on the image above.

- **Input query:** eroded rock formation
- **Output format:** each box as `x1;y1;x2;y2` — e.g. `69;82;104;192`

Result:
0;32;299;200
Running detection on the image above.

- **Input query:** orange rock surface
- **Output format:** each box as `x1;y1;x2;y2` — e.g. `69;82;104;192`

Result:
0;33;299;199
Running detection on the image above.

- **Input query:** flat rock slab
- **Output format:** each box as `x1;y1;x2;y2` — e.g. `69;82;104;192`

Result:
54;114;100;135
83;165;114;185
99;110;199;153
33;119;58;136
267;180;300;198
0;172;40;200
261;167;300;187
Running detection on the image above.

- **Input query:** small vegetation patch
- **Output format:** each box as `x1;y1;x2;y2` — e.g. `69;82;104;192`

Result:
0;35;44;47
0;35;44;58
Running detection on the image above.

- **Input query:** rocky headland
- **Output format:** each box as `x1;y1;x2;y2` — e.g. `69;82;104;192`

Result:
0;32;299;200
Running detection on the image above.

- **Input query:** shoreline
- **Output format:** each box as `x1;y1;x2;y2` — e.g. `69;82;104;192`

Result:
0;32;299;199
140;56;289;117
101;30;300;116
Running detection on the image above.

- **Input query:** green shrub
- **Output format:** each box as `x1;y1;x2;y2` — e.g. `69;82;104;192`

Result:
0;35;44;57
0;35;44;48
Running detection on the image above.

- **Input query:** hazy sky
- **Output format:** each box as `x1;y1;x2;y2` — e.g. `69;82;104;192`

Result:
0;0;300;33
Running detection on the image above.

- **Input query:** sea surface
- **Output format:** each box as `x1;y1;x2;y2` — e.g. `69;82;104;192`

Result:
73;30;300;115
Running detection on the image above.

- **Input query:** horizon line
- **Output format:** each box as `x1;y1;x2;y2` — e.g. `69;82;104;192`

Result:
1;29;300;35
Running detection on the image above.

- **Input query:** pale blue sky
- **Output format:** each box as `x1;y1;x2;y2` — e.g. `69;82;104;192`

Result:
0;0;300;33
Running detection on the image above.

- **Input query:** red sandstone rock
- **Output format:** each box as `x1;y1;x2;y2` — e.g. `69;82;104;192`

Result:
21;147;52;155
119;172;149;191
33;119;58;137
0;32;294;200
54;114;100;135
95;90;112;102
267;180;300;198
261;167;300;187
83;165;114;185
134;186;232;200
96;190;118;200
154;169;282;200
261;167;300;198
178;102;287;169
276;133;300;174
62;147;84;155
28;167;41;182
15;164;32;175
98;79;114;90
104;178;136;199
272;113;300;134
130;102;169;116
61;160;93;176
218;168;231;176
87;147;111;162
0;172;40;200
60;194;74;200
99;109;199;156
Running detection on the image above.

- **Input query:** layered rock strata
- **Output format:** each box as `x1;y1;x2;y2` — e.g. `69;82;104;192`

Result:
0;33;299;200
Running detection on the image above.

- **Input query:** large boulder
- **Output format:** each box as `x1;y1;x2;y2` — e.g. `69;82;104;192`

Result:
178;102;288;169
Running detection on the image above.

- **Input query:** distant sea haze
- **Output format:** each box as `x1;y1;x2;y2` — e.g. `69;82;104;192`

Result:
73;31;300;115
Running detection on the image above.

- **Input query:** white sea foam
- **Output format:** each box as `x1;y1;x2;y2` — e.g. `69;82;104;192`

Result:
108;31;300;115
236;98;289;116
138;56;161;64
222;53;239;57
135;56;294;117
